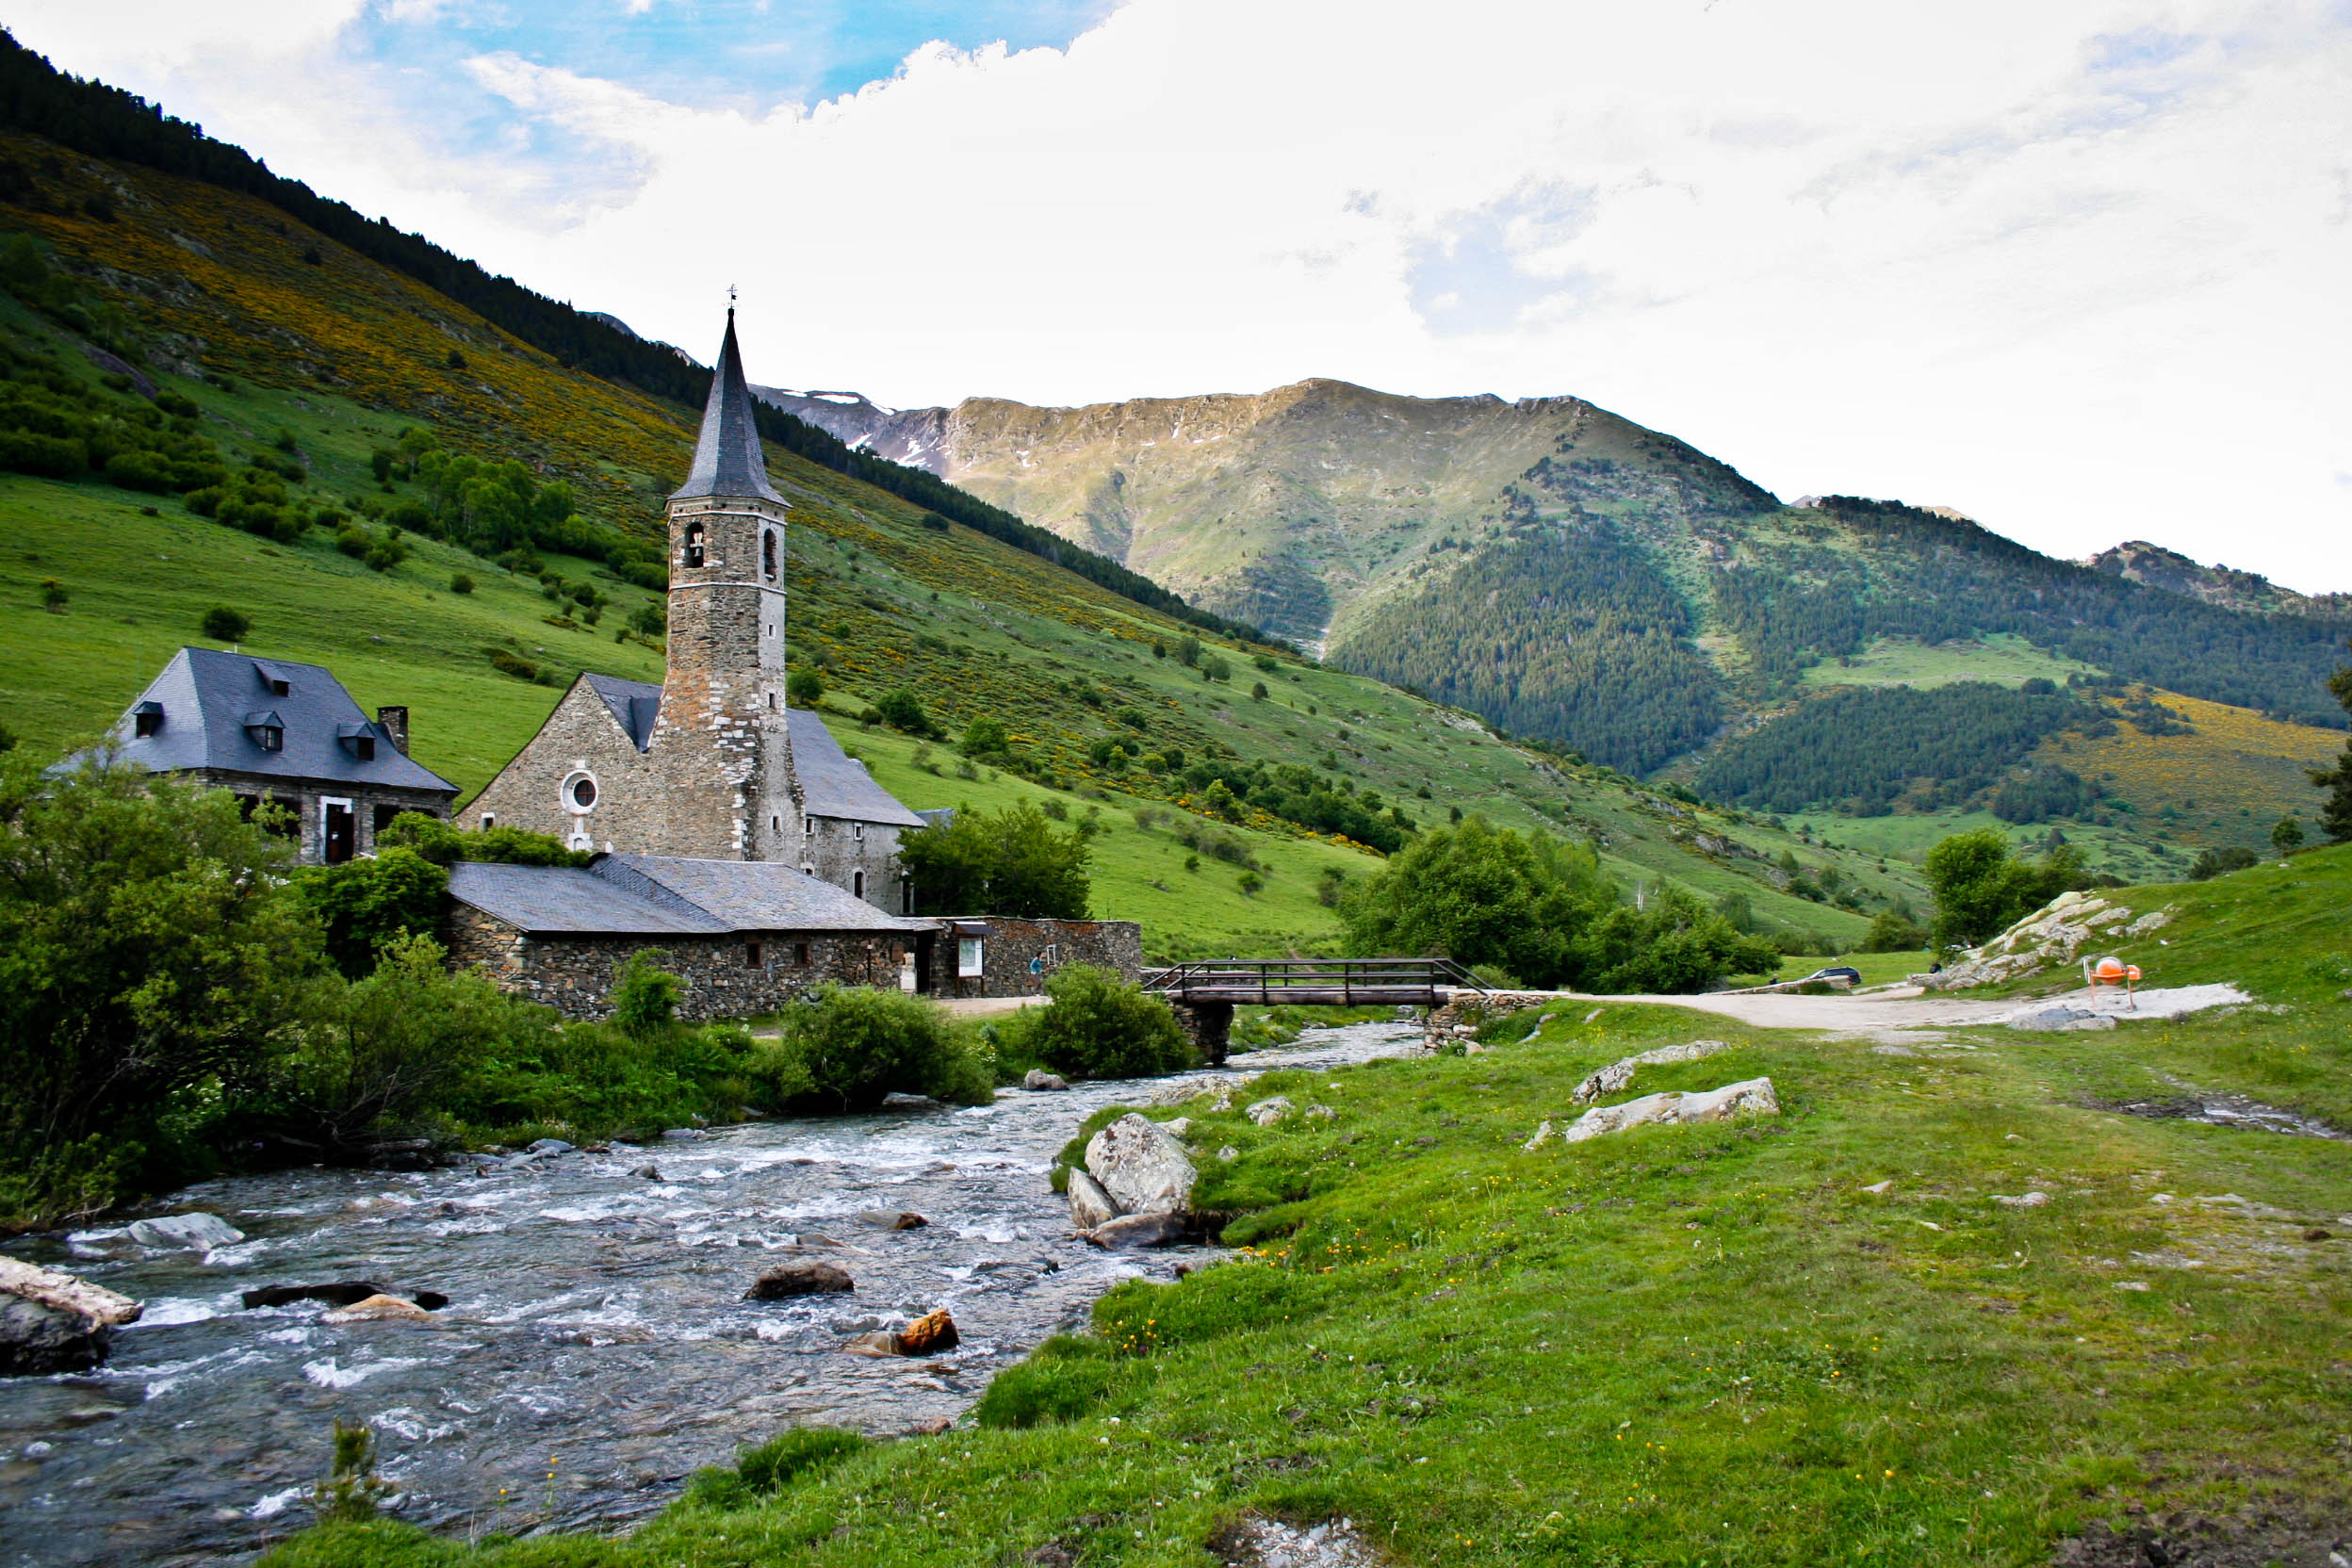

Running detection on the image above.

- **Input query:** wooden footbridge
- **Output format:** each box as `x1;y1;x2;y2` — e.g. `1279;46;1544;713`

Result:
1143;958;1488;1009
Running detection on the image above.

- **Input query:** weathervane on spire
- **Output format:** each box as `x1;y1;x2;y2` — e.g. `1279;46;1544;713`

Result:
727;283;737;315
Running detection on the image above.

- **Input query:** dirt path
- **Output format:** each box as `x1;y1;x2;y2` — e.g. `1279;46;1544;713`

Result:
1563;983;2250;1037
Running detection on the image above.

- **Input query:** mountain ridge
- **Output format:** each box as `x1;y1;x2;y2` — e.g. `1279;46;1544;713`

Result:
752;377;2349;775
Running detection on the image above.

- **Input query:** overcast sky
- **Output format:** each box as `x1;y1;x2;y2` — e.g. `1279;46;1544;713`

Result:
14;1;2350;593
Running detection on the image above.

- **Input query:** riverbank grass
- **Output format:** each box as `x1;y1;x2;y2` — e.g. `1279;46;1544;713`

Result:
269;950;2352;1568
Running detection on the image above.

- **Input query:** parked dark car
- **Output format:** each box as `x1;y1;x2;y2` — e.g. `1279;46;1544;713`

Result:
1805;966;1863;986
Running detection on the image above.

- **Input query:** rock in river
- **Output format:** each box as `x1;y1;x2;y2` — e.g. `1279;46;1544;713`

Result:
243;1282;448;1312
0;1257;142;1376
320;1293;433;1324
841;1308;958;1357
855;1210;928;1231
1066;1170;1119;1230
1081;1213;1189;1250
746;1261;856;1299
1022;1070;1070;1091
1085;1113;1196;1216
899;1308;958;1354
125;1212;244;1250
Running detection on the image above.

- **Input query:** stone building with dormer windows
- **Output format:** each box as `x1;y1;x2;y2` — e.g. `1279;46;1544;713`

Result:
66;645;457;864
466;310;927;914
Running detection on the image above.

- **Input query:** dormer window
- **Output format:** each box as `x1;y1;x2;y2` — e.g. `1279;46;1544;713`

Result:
684;522;706;568
243;710;285;752
131;701;163;739
336;723;376;761
761;529;777;580
253;661;292;697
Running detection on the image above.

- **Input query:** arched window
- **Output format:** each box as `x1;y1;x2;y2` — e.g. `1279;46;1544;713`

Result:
761;529;777;580
853;869;865;899
684;521;706;568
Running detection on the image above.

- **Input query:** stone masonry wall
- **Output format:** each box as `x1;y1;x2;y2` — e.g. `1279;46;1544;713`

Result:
1423;989;1562;1046
931;918;1144;1001
444;904;908;1021
464;682;660;852
205;768;449;866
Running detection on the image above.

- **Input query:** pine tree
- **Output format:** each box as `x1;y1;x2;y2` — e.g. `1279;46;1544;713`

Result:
2310;644;2352;842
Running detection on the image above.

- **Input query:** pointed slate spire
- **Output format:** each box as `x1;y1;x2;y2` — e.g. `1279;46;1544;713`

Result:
670;307;782;504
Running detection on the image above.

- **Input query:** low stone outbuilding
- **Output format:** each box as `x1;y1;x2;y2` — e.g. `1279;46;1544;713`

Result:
445;853;935;1021
927;915;1145;1001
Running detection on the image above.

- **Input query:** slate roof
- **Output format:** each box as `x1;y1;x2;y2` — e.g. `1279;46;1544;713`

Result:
447;855;931;937
785;708;928;827
606;855;934;932
68;646;457;795
583;672;662;751
671;309;783;504
447;861;725;936
569;675;926;827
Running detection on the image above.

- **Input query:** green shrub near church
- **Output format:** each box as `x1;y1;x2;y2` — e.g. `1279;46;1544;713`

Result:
764;983;994;1112
992;963;1195;1081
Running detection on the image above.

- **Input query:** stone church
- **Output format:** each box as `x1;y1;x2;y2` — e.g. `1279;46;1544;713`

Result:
467;310;927;913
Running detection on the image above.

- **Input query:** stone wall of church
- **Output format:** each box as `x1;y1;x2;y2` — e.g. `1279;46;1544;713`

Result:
799;817;907;912
463;684;656;852
444;903;908;1021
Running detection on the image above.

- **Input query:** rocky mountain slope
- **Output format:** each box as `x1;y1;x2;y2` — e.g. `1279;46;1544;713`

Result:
758;382;2351;786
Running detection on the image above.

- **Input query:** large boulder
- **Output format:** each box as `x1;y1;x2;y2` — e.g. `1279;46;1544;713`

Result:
1023;1070;1070;1091
1085;1114;1196;1217
1066;1170;1119;1231
1562;1078;1780;1143
746;1261;856;1299
126;1212;243;1250
1572;1041;1727;1103
1;1296;109;1375
0;1257;140;1375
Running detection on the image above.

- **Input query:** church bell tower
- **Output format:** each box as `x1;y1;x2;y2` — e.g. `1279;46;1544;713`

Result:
648;307;799;859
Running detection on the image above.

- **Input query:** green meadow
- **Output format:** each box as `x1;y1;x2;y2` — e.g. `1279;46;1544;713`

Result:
268;847;2352;1568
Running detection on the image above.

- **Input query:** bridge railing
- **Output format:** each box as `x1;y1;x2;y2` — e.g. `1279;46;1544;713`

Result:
1140;957;1490;1001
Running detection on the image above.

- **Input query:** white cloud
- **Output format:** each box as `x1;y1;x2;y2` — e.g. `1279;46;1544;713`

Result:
9;0;2350;592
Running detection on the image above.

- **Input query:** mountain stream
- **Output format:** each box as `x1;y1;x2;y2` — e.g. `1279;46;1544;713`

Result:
0;1021;1423;1566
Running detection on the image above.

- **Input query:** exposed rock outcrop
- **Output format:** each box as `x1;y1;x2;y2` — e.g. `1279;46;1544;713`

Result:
1246;1097;1293;1127
1561;1078;1780;1143
1921;893;2172;990
1572;1041;1727;1103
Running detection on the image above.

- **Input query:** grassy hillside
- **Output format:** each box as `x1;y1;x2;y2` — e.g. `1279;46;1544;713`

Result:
271;852;2352;1568
0;128;1947;959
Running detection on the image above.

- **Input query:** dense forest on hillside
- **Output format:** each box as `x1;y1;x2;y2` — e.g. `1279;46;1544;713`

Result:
0;30;1277;650
1337;525;1724;774
1732;499;2349;727
1696;680;2090;815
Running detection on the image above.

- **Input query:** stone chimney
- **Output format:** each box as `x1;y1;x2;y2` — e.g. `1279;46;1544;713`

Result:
376;705;411;755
